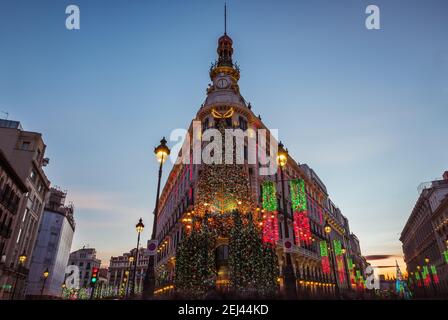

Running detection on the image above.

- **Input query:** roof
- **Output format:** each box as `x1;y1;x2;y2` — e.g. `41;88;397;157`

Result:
0;148;28;193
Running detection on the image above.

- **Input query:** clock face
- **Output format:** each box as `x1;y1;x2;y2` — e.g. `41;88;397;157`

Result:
216;78;229;89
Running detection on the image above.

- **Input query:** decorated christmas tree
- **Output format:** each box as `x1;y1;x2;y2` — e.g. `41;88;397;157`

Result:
174;217;217;298
229;211;279;298
194;118;255;216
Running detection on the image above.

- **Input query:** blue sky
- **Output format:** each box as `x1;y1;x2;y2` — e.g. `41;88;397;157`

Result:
1;0;447;271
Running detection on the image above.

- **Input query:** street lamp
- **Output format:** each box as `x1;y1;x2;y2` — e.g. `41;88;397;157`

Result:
341;246;351;291
41;268;49;298
277;141;297;299
143;137;170;298
324;222;340;298
131;218;144;297
11;251;27;300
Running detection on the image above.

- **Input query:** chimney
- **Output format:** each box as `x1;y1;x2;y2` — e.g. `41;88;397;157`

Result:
443;171;448;180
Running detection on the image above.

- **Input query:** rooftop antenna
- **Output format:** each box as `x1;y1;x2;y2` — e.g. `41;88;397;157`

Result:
1;111;9;120
224;3;227;35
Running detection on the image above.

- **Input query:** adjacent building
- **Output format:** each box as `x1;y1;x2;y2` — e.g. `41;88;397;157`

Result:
149;29;367;298
0;149;29;298
0;119;51;299
400;171;448;297
26;187;75;298
68;247;101;288
108;247;149;294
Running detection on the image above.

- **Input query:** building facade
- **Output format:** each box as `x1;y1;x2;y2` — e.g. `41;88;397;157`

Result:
0;149;29;298
108;248;149;295
26;187;75;298
0;119;51;299
400;171;448;297
68;247;101;289
150;30;367;298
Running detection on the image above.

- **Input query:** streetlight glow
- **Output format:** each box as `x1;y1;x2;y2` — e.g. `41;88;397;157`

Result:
276;141;288;168
155;137;170;163
136;218;145;233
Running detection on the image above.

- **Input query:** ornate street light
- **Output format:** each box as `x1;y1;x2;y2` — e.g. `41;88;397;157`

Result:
131;218;144;297
277;141;297;299
11;251;27;300
41;268;50;297
324;221;340;298
143;137;170;298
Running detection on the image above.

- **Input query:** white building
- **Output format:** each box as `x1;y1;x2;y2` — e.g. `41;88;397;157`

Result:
26;188;75;298
68;247;101;288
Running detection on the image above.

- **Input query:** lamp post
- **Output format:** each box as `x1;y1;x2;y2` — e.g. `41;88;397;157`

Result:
143;137;170;298
40;268;49;298
341;247;352;291
424;257;437;297
125;257;134;298
324;222;340;298
277;142;297;299
131;218;144;297
10;251;27;300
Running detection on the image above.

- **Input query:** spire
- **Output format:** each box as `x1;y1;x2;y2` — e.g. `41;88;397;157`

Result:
217;4;233;67
224;3;227;35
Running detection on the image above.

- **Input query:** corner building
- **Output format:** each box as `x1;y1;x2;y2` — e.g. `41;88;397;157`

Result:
153;31;367;298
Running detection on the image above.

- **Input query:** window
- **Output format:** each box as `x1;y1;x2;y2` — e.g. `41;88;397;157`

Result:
30;170;36;181
21;141;31;150
16;229;22;243
239;116;247;131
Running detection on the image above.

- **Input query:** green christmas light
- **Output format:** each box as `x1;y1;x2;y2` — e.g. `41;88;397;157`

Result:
443;250;448;264
262;181;277;212
333;240;342;256
422;265;429;279
347;258;354;270
289;179;307;211
430;265;437;275
320;241;328;257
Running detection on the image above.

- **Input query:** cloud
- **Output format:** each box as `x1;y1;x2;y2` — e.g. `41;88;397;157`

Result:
66;189;150;218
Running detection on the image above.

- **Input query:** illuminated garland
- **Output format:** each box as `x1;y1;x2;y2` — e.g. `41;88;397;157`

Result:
320;241;331;274
333;240;342;256
347;257;356;287
289;179;307;211
430;265;439;284
422;266;431;287
261;181;279;245
415;272;422;287
290;179;311;245
443;250;448;264
355;270;364;289
262;181;277;211
333;240;345;284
